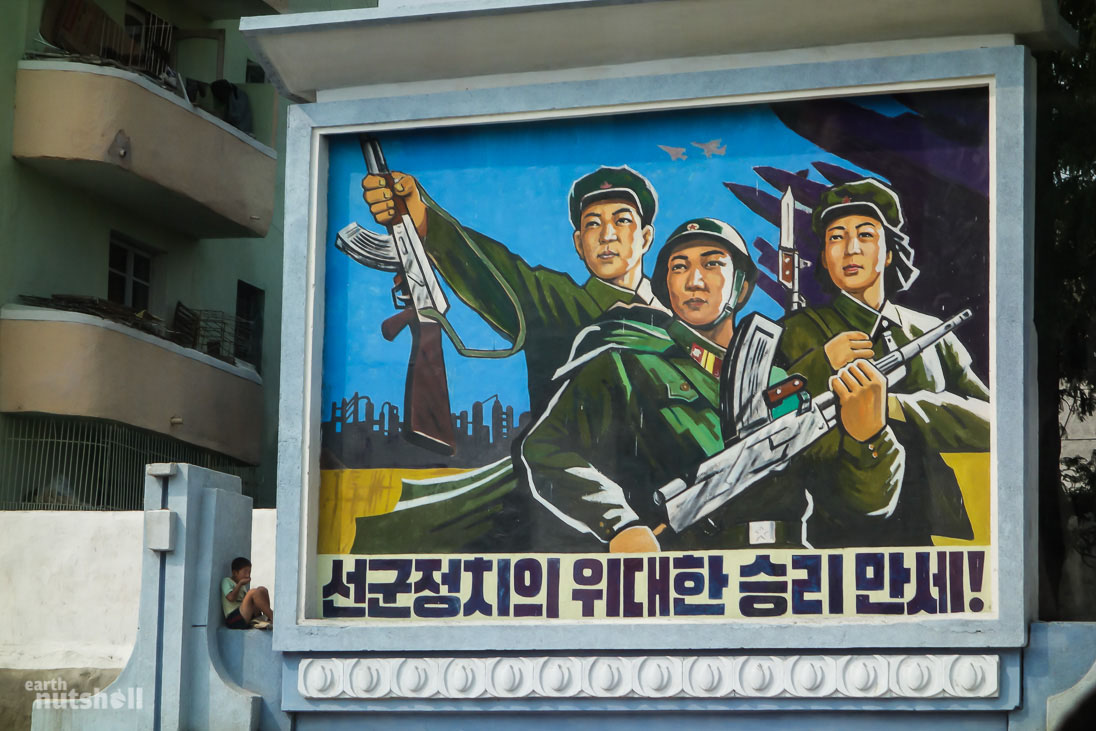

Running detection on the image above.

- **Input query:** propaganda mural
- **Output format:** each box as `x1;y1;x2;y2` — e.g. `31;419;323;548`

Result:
316;87;993;622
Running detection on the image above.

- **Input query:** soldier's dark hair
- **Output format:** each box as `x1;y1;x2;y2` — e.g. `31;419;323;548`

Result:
231;557;252;572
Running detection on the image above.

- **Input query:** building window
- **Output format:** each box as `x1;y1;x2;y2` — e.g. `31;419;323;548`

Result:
107;234;152;313
245;59;266;84
235;280;265;370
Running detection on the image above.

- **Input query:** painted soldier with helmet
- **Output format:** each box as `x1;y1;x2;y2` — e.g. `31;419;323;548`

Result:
518;217;905;552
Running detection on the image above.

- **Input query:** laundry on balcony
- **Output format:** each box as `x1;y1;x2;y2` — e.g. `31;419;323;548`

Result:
210;80;254;134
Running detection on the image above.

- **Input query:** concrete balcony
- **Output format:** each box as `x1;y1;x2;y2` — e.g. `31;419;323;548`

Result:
0;305;262;464
11;60;276;238
185;0;286;18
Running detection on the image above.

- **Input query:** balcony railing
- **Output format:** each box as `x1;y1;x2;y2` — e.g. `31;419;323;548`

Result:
0;413;255;511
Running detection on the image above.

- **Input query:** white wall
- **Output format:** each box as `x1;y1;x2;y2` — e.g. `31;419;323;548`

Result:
0;509;276;670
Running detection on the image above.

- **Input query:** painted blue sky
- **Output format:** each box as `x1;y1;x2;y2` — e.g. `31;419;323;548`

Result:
321;98;887;419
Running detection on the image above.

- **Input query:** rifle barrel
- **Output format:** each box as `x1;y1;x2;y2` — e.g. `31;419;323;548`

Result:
874;308;971;375
360;136;389;175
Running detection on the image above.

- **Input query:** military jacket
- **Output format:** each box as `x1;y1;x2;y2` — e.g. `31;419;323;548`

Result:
424;205;663;412
777;293;990;544
350;204;661;554
518;306;905;551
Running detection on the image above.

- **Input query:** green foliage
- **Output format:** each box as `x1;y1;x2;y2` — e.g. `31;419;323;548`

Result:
1038;0;1096;417
1036;2;1096;609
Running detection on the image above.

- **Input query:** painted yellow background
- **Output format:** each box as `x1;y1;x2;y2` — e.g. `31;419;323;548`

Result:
318;452;991;554
933;452;992;547
318;466;470;554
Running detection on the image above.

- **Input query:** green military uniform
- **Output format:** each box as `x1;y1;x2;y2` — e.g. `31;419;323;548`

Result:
776;177;990;546
351;206;657;553
420;205;663;411
518;305;906;551
419;166;665;413
351;167;663;554
778;294;989;545
351;457;522;554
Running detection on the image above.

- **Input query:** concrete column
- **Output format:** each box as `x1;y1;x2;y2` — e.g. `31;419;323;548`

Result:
31;464;262;731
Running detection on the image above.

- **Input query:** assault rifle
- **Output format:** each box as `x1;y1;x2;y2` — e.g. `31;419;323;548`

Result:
334;136;456;455
653;308;973;531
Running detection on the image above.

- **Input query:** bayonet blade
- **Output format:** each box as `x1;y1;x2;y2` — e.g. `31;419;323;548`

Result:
778;187;805;311
778;187;796;289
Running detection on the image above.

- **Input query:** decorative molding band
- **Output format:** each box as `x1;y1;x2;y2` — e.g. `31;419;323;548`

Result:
298;654;998;701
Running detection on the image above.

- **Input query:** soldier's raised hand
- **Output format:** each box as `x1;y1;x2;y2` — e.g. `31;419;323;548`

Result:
830;359;887;443
362;171;428;238
824;331;873;370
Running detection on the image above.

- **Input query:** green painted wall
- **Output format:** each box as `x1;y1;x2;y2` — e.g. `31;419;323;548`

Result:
1;0;287;506
0;2;28;305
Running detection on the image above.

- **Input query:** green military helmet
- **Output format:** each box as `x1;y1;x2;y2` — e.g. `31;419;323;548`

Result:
651;217;758;313
568;166;658;229
811;177;919;292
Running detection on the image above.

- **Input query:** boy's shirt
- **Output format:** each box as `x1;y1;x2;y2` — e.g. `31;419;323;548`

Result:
221;576;248;617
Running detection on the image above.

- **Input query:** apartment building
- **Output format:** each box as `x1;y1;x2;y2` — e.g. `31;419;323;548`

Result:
0;0;290;509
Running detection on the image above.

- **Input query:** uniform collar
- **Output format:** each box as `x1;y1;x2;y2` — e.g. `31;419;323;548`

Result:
584;276;669;313
667;319;727;357
662;320;725;407
833;292;903;338
668;319;728;378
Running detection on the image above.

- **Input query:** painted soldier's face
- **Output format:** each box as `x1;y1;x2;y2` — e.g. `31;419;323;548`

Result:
573;199;654;285
665;241;742;328
821;214;892;295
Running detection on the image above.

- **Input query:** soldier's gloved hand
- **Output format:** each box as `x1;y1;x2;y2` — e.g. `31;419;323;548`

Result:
830;359;887;442
609;525;661;553
362;171;428;238
824;330;874;370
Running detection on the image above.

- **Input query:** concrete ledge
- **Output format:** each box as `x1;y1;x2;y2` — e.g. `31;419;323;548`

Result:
0;308;263;463
217;628;290;731
13;61;275;238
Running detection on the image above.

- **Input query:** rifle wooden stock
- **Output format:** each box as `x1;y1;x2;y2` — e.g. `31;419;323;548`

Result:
363;134;457;456
381;309;457;455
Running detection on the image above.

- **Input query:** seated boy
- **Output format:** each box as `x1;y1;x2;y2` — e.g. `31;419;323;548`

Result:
221;556;273;629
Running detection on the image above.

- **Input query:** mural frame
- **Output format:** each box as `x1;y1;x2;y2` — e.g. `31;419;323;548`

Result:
274;44;1035;658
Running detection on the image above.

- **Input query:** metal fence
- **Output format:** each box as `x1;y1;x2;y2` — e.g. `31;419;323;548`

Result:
100;4;175;80
194;309;255;365
0;414;255;510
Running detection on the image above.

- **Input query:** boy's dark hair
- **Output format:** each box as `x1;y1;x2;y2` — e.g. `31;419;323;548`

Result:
231;557;251;572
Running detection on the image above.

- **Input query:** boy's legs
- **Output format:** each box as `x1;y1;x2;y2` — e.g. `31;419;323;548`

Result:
239;586;273;622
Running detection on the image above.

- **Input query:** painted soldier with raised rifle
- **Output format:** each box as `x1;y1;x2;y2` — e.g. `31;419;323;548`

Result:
351;151;668;418
342;148;669;552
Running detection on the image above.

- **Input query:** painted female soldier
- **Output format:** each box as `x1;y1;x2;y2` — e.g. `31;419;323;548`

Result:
778;179;990;546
